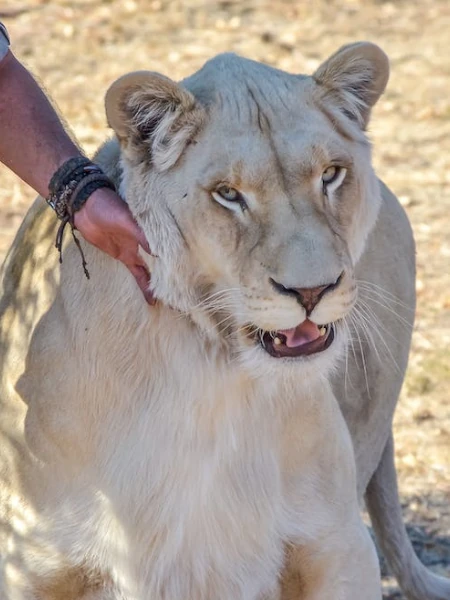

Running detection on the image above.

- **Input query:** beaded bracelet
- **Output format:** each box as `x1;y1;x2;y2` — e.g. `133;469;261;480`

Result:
46;157;117;279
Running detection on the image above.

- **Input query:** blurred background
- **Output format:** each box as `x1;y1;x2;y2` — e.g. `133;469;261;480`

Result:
0;1;449;597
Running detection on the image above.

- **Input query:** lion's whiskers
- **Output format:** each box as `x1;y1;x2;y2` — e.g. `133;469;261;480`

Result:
347;310;371;399
343;280;411;380
192;288;241;311
340;319;354;395
356;279;414;312
354;302;402;374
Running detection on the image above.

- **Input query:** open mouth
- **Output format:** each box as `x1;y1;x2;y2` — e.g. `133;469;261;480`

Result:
257;319;335;358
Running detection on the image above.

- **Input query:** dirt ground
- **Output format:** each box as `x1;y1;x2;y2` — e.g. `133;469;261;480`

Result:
0;0;449;597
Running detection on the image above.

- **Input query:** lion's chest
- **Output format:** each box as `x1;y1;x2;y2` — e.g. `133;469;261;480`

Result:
91;375;289;600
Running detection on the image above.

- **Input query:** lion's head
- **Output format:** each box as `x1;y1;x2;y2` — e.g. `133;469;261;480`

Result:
105;42;389;375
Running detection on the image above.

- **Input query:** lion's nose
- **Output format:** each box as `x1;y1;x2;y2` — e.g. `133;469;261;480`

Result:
292;285;332;315
270;273;344;315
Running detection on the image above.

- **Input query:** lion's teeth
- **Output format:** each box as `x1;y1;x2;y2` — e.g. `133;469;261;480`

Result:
274;336;282;345
319;326;327;336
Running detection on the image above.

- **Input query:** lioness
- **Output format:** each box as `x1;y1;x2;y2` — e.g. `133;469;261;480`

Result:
0;42;448;600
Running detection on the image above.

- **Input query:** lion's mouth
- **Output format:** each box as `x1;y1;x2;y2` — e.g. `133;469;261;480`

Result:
257;319;334;358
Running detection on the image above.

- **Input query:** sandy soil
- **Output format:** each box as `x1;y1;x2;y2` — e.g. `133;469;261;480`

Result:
0;1;449;597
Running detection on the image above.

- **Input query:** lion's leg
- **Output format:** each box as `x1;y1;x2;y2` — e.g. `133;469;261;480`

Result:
280;520;381;600
2;559;118;600
78;586;127;600
280;386;382;600
28;576;123;600
365;432;450;600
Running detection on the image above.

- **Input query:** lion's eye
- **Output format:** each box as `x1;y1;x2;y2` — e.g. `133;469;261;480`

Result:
212;185;247;212
217;186;240;202
322;166;338;184
321;166;346;192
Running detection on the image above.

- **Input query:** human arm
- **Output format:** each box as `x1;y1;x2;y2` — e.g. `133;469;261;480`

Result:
0;41;153;303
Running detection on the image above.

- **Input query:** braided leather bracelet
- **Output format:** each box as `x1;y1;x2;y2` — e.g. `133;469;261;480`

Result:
46;157;116;279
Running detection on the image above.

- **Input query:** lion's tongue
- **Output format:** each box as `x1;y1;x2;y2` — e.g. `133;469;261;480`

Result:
279;320;321;348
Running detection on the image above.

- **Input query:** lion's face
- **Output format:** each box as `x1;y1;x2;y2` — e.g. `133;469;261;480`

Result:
106;43;389;372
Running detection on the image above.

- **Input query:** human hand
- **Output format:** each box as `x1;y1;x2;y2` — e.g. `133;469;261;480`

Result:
74;187;155;304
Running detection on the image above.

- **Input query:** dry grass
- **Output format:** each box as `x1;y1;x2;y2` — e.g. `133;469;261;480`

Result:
0;1;449;597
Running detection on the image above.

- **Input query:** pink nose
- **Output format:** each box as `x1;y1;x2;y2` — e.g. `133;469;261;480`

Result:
270;273;343;315
291;284;331;315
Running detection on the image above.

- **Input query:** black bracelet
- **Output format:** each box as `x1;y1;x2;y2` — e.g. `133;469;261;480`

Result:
48;156;91;194
47;157;117;280
47;157;105;221
69;173;116;214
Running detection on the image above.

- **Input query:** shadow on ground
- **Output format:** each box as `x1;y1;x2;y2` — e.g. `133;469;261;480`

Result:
375;492;450;598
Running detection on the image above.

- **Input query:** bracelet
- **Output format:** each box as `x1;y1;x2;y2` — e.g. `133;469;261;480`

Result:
46;157;117;279
70;173;116;214
47;157;103;220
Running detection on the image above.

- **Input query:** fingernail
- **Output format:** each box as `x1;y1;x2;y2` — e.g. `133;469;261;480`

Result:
145;289;157;305
139;245;158;258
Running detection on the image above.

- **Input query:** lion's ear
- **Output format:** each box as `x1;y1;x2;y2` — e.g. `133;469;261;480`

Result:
312;42;389;129
105;71;205;171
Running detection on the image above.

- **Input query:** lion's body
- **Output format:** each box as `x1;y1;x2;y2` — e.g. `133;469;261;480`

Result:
0;46;449;600
0;186;379;600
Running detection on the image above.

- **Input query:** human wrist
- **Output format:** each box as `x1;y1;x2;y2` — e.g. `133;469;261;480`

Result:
46;157;116;278
72;187;113;231
46;157;115;222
